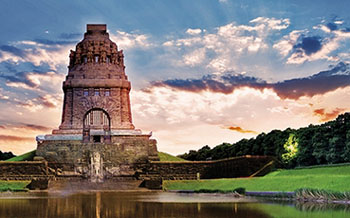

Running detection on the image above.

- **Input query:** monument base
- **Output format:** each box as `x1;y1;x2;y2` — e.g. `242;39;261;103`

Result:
36;133;159;179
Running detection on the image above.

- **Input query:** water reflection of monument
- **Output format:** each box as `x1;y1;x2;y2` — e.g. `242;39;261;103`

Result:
0;192;276;218
96;192;101;218
36;24;159;181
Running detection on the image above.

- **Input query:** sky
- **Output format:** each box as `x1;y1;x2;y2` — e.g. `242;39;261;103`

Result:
1;0;350;155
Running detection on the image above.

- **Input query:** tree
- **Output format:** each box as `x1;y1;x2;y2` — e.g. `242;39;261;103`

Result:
281;133;298;164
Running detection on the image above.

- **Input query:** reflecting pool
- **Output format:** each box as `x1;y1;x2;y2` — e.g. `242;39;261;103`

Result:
0;191;349;218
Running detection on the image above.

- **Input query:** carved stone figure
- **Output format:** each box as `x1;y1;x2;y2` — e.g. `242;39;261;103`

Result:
93;41;99;54
69;50;75;68
75;47;81;64
111;52;118;64
101;51;107;63
118;50;124;67
87;46;93;63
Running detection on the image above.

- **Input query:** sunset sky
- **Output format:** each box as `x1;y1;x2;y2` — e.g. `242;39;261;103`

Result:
1;0;350;155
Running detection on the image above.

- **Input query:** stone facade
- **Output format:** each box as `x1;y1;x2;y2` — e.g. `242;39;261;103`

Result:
36;136;158;178
0;161;49;180
36;24;159;179
0;156;276;190
57;24;133;133
135;155;276;181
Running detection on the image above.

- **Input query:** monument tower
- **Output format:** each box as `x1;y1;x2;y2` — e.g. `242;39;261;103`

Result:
36;24;159;179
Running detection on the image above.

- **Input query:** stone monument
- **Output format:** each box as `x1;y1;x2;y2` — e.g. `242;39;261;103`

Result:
36;24;159;181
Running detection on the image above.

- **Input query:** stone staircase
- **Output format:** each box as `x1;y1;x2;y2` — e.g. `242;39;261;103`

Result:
48;176;147;191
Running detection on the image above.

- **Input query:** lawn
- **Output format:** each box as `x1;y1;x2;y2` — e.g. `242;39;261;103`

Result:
158;152;186;162
6;150;36;161
0;181;30;192
163;164;350;192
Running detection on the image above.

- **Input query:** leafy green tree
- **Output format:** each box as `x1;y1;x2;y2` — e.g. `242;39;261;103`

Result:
179;113;350;168
282;133;298;164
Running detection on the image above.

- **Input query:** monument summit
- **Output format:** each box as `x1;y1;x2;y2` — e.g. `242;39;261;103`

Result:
36;24;159;181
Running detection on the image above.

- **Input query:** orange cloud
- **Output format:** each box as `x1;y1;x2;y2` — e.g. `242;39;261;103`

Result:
0;123;51;132
313;108;346;122
0;135;33;142
22;124;51;131
226;126;258;134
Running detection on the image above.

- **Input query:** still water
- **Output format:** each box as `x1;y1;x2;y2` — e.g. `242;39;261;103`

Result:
0;191;349;218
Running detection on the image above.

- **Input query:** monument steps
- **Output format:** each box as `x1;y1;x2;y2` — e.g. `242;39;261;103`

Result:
48;177;146;191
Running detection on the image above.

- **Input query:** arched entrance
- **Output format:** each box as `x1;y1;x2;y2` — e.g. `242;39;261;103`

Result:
83;108;111;143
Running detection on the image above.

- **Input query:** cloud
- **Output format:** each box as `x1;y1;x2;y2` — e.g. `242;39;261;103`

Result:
0;135;33;142
0;45;26;58
313;108;346;122
110;31;151;50
2;70;64;93
15;94;60;112
186;28;202;35
0;122;51;131
326;22;338;31
0;88;9;100
23;124;51;131
132;81;349;154
281;21;350;64
59;33;81;39
334;20;344;25
273;62;350;99
273;30;304;57
0;40;72;71
162;17;290;71
36;95;58;108
33;38;76;45
183;48;206;66
294;36;322;55
150;62;350;100
226;126;257;134
132;75;350;154
249;17;290;31
151;73;266;94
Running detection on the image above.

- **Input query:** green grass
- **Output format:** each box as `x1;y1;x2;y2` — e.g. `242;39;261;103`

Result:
265;164;350;177
248;203;350;218
158;152;186;162
296;188;350;201
164;164;350;192
0;180;30;192
6;150;36;161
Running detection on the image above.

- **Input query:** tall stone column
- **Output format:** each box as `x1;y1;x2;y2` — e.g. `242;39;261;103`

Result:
126;89;132;124
120;88;129;127
59;88;73;129
111;87;121;127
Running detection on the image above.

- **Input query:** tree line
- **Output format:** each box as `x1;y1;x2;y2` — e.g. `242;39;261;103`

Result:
0;151;15;160
179;113;350;168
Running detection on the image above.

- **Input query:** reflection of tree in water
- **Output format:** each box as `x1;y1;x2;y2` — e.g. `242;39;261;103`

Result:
295;201;350;212
0;192;275;218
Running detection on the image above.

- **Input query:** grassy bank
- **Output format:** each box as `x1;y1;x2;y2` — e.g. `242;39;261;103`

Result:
0;181;30;192
6;150;36;161
164;164;350;192
158;152;186;162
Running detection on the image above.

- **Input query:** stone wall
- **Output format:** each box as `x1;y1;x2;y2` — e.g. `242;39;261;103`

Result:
0;161;48;180
206;155;276;178
0;156;276;187
36;135;159;178
136;155;276;180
